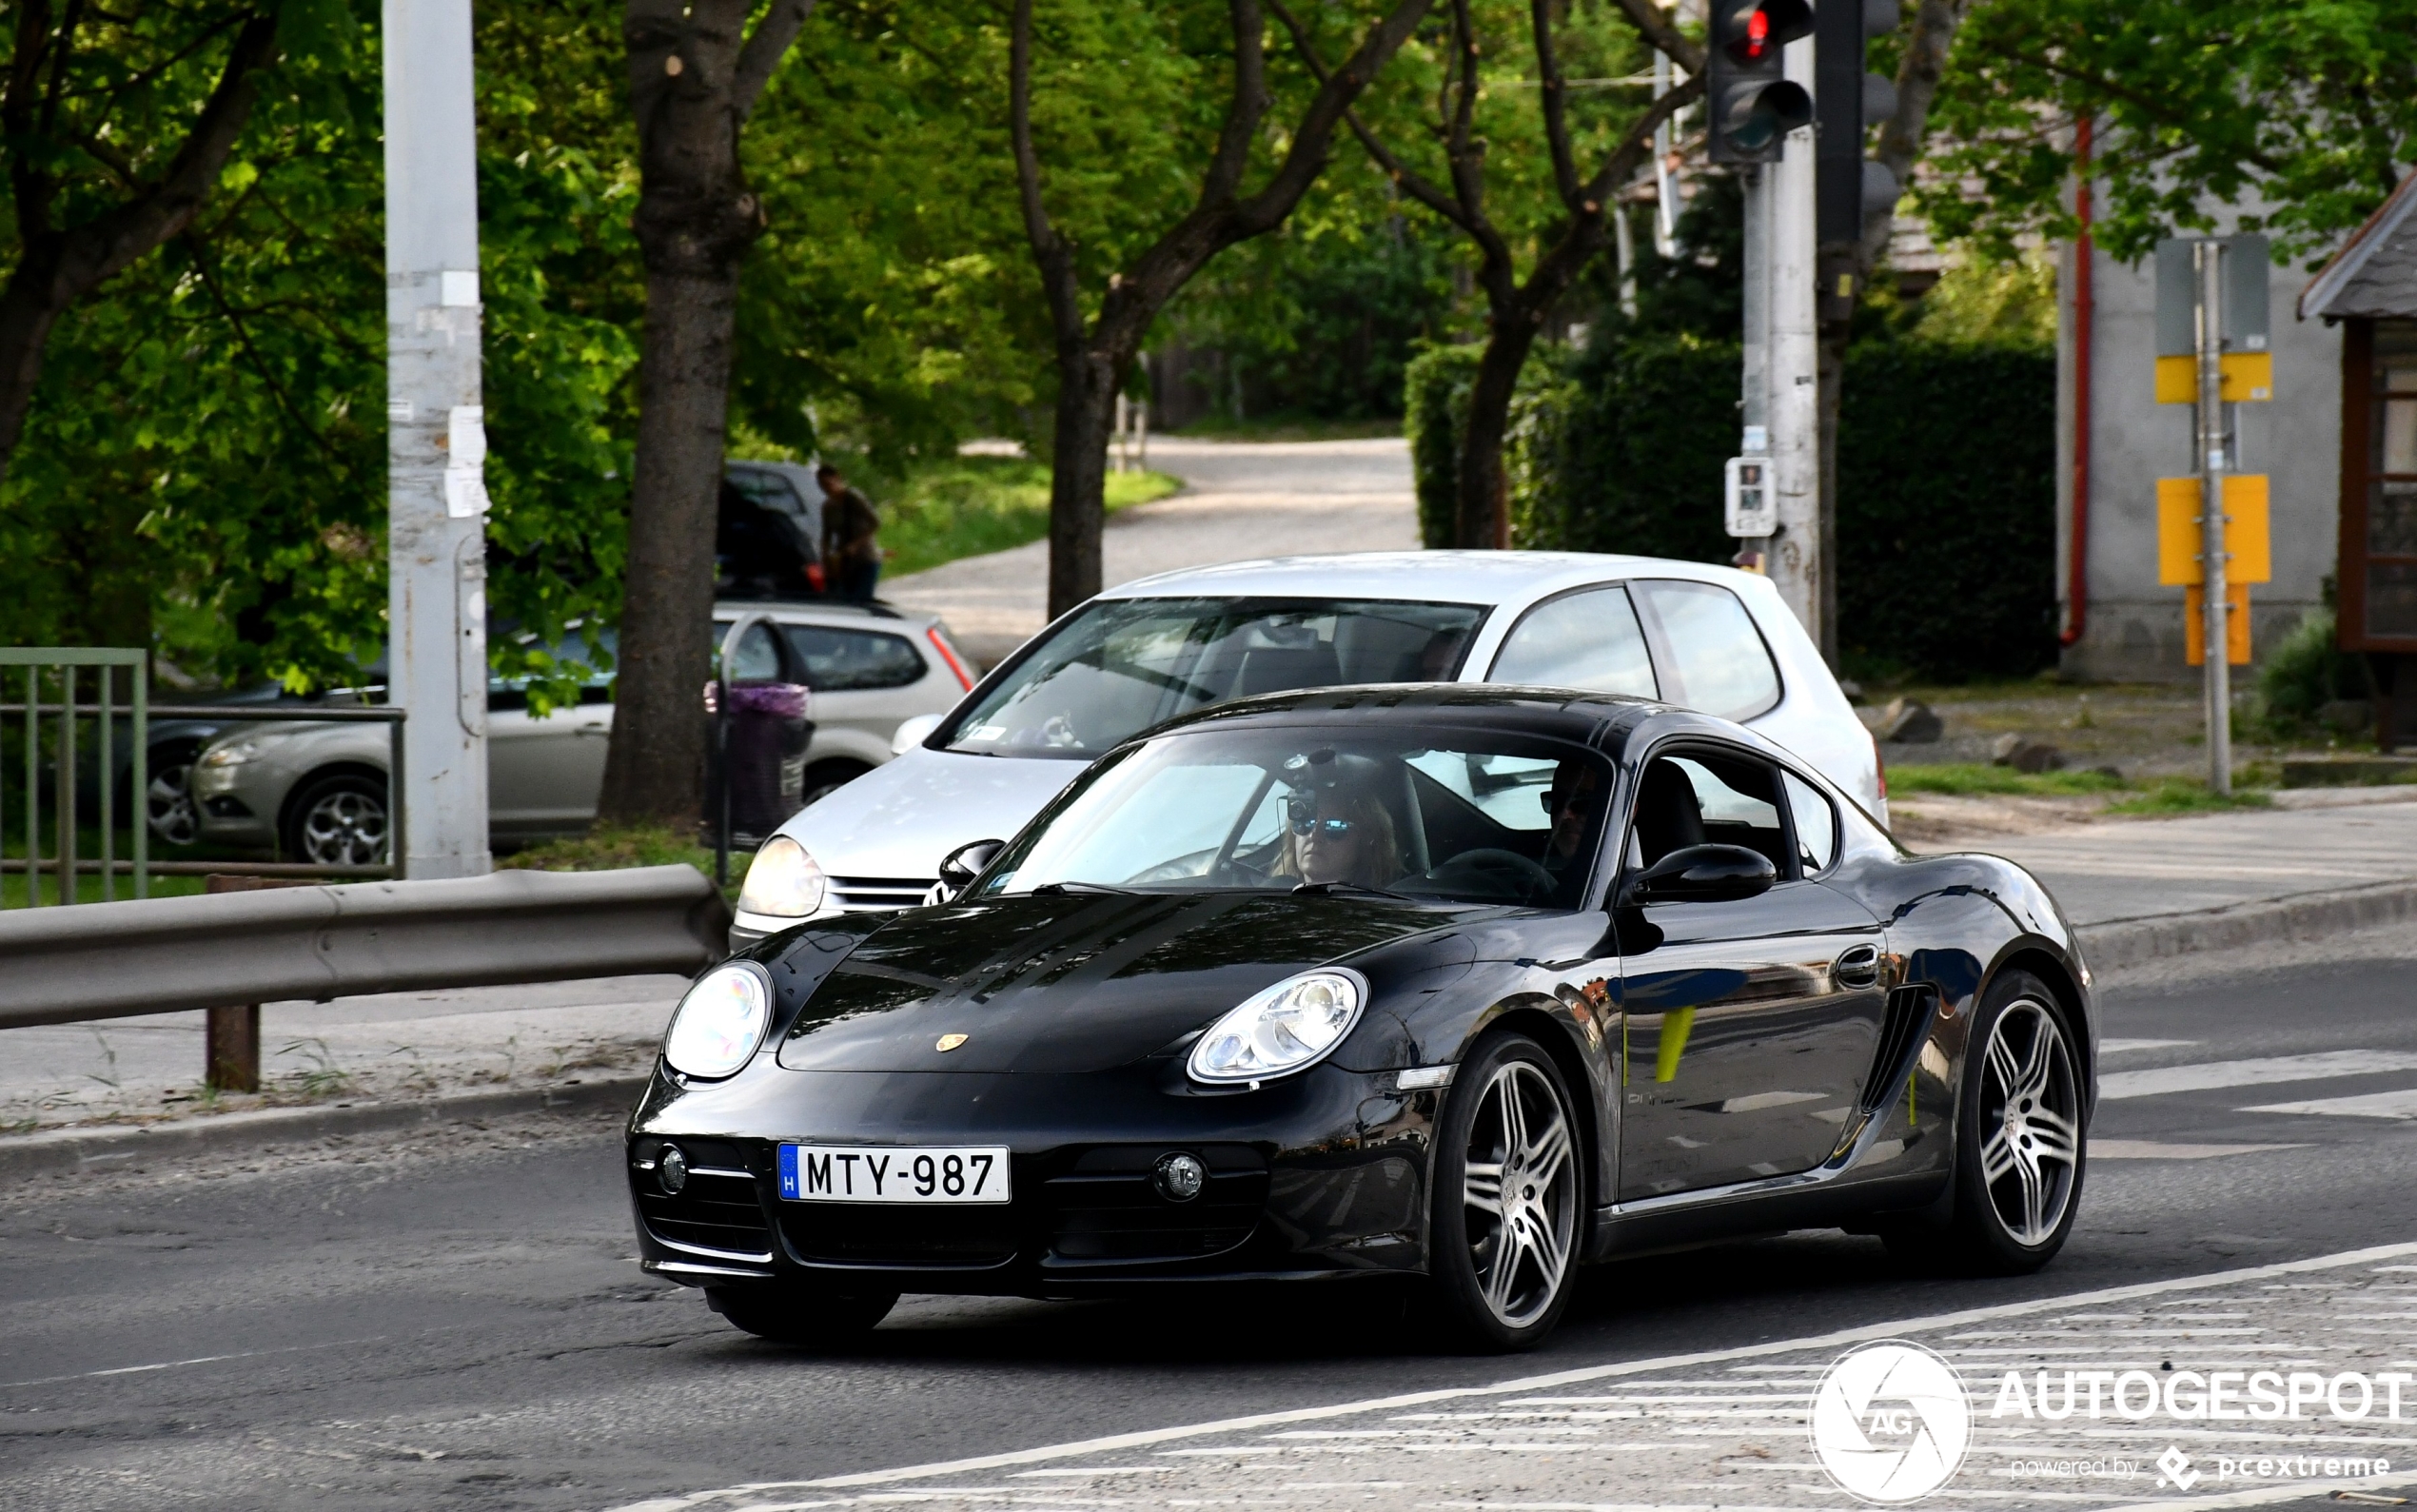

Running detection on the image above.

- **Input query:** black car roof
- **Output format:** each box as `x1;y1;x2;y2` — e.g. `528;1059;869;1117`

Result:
1146;682;1663;751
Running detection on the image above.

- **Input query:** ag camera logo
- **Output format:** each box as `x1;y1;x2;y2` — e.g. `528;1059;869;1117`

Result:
1811;1341;1973;1502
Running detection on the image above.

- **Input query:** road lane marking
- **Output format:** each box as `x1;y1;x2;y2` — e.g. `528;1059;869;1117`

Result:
2101;1040;2201;1054
599;1238;2417;1509
0;1335;387;1391
2089;1140;2306;1159
2243;1087;2417;1119
2099;1051;2417;1100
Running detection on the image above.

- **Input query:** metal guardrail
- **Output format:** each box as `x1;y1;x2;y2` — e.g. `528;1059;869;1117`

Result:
0;864;730;1031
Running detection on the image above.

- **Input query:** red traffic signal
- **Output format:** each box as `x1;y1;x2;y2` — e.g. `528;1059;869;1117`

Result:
1718;0;1813;62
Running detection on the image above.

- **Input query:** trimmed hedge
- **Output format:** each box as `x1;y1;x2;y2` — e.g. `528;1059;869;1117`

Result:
1406;336;2057;680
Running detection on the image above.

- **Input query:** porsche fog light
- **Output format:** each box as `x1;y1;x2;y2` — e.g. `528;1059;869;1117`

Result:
737;835;827;918
658;1143;689;1194
1153;1151;1207;1202
662;964;772;1080
1188;969;1366;1084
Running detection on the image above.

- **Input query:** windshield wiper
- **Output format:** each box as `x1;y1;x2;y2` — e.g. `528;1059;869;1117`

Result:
1291;880;1416;901
1031;881;1136;896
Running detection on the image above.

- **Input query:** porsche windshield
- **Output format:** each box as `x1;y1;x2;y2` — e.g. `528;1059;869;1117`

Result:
978;727;1612;910
942;598;1487;758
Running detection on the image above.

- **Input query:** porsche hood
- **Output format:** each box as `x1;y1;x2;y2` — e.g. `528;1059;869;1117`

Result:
771;891;1469;1074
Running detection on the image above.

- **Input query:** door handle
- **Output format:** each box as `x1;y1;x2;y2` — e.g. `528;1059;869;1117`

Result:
1832;943;1882;990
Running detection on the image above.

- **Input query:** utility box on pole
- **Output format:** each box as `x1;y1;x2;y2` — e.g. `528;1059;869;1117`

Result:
383;0;491;878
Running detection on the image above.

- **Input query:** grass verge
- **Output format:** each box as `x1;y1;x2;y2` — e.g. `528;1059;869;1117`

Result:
880;458;1180;578
2104;780;2273;815
499;824;742;900
1884;763;2127;798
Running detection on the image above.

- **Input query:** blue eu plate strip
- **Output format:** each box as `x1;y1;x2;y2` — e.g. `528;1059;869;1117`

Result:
777;1143;799;1200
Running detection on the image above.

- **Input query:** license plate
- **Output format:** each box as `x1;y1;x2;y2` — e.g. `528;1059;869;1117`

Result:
777;1144;1011;1204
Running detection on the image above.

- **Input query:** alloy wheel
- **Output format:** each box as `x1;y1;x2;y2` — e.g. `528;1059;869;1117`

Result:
1461;1058;1579;1328
300;790;388;866
1976;997;2081;1247
147;764;199;846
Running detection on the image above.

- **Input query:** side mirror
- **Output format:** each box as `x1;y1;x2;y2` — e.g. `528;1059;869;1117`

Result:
1620;843;1776;908
891;713;942;756
936;838;1006;897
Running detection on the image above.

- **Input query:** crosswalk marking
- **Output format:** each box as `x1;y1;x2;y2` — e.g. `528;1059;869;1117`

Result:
2097;1050;2417;1100
2242;1087;2417;1120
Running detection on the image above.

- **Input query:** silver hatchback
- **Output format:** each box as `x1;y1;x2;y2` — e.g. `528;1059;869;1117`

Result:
189;600;975;865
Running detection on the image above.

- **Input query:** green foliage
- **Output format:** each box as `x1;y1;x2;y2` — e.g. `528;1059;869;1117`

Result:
1417;335;2061;680
877;460;1178;577
2105;779;2273;815
1923;0;2417;265
2255;606;2374;735
1404;344;1483;549
1884;763;2127;797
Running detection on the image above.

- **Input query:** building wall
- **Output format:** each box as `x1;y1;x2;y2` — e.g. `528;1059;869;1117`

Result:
2057;236;2341;681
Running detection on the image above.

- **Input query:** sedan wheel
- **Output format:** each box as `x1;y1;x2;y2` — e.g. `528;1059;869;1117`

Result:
284;774;389;867
1430;1034;1582;1349
147;753;202;847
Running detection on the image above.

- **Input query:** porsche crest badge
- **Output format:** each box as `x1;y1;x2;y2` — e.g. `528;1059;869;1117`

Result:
935;1033;969;1052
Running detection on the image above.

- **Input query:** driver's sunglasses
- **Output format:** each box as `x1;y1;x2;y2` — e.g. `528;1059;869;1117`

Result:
1285;799;1354;837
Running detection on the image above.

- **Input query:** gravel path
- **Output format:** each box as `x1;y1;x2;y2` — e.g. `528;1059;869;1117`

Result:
884;437;1418;665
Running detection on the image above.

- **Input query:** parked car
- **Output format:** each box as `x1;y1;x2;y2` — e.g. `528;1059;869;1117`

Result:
637;687;2090;1351
188;600;975;865
731;551;1886;944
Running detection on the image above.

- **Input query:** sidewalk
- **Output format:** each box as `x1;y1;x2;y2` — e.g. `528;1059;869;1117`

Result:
886;436;1417;665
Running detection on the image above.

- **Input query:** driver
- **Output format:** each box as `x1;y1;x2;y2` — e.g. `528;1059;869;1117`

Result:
1541;759;1602;873
1274;782;1402;889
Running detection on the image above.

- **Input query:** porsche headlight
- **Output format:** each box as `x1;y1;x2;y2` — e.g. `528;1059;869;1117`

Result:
1189;969;1366;1084
737;835;827;919
200;739;262;768
662;963;773;1080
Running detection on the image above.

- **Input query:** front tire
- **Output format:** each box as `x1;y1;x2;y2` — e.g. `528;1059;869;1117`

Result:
1889;970;2085;1275
1427;1032;1582;1350
282;771;390;867
706;1286;897;1346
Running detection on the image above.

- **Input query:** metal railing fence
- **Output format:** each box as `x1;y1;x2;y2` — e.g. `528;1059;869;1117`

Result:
0;648;408;904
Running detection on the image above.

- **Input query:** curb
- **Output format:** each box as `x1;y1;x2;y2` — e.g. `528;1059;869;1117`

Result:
1;1074;649;1185
2078;877;2417;972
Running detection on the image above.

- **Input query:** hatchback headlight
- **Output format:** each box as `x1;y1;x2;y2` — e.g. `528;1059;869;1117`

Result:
1189;969;1366;1084
662;963;773;1080
200;739;262;768
737;835;827;918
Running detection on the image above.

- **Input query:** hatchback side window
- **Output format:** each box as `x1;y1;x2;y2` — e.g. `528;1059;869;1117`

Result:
1634;579;1781;721
782;626;927;692
714;620;788;681
1781;770;1837;874
1487;585;1659;698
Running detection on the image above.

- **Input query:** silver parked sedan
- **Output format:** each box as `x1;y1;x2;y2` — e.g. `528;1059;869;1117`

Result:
189;600;975;865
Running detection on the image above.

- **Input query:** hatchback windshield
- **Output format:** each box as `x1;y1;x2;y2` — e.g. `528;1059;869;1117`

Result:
977;726;1612;909
942;598;1487;758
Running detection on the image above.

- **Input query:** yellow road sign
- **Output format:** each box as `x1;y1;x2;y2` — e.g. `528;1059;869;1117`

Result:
2156;351;2274;403
2185;581;2252;665
2157;475;2271;585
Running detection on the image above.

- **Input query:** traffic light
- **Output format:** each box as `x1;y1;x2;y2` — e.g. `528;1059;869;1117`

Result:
1816;0;1904;245
1707;0;1814;164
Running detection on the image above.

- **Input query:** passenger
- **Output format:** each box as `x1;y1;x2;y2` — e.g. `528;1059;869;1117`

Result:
1274;782;1402;889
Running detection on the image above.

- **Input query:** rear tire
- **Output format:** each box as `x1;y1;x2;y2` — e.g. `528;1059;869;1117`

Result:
706;1285;897;1346
1887;970;2085;1276
1426;1032;1583;1351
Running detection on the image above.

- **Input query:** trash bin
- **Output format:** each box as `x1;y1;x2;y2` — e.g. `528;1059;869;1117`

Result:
705;680;813;844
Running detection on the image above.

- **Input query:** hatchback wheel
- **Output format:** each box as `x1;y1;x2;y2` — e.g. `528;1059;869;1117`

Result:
146;743;204;847
1888;970;2084;1274
1428;1033;1582;1350
284;772;389;867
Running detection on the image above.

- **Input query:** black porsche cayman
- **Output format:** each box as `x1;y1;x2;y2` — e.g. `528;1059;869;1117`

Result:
629;687;2094;1350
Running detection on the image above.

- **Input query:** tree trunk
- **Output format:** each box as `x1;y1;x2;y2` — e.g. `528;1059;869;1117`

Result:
1047;349;1118;619
598;265;741;826
1455;321;1543;549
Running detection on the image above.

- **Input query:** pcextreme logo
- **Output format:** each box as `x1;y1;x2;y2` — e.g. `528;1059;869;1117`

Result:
1810;1341;1974;1503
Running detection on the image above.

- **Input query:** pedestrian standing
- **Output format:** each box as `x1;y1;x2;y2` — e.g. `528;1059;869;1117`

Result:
817;463;882;602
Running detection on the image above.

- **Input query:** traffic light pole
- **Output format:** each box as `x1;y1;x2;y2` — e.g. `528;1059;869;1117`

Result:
384;0;492;879
2195;240;2231;795
1765;29;1822;646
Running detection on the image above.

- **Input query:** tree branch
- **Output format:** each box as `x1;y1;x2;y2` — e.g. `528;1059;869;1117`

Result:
1197;0;1271;210
1268;0;1474;234
1611;0;1700;74
1530;0;1581;209
1008;0;1082;348
731;0;815;123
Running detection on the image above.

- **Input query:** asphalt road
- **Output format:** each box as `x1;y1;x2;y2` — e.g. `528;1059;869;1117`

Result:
8;928;2417;1512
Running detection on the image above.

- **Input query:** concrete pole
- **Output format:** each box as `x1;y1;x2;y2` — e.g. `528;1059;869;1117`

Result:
383;0;491;878
1740;167;1769;460
1764;32;1822;646
2196;240;2231;795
